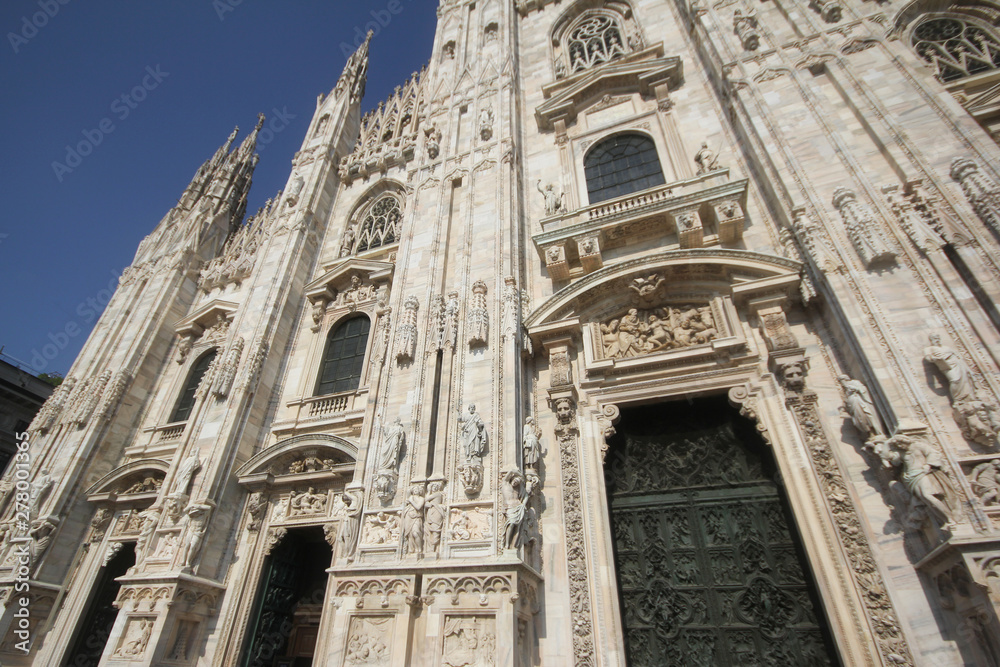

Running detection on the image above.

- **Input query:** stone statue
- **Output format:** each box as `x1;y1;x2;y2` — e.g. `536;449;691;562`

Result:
536;180;564;215
459;404;488;464
401;483;425;555
479;106;494;141
136;507;160;556
377;418;405;472
522;417;543;470
337;488;363;561
872;434;958;530
501;469;527;550
923;334;977;404
838;375;883;441
172;451;202;496
694;141;719;175
180;503;212;569
339;224;356;258
424;481;445;555
28;469;52;518
290;487;327;515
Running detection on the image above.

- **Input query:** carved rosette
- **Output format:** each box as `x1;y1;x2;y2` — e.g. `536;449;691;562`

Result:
467;280;489;347
782;391;915;665
395;295;419;362
832;187;896;268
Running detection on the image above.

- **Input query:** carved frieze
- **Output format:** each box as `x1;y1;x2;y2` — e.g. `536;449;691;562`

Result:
449;506;494;542
344;615;394;665
360;512;400;546
595;303;717;360
442;615;497;667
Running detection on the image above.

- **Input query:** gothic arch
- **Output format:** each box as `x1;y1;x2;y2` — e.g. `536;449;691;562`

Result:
344;180;406;255
550;1;642;78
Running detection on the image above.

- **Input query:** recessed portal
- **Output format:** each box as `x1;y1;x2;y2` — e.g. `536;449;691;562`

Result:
240;527;332;667
64;542;136;667
604;396;841;665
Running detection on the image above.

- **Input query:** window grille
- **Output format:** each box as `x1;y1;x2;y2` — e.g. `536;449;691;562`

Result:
315;316;370;396
356;196;402;252
584;133;666;204
912;16;1000;82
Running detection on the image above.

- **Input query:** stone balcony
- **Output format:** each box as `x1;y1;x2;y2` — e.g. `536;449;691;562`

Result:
271;388;369;439
533;169;748;280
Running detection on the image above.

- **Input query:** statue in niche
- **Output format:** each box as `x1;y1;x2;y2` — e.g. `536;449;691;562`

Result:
336;488;363;561
501;469;528;550
869;433;958;531
924;334;977;404
172;450;202;497
694;141;720;174
522;417;543;471
377;418;405;472
536;180;564;215
339;224;356;258
459;404;488;465
479;106;494;141
425;126;441;159
136;507;160;557
179;502;212;569
28;469;52;518
424;481;445;555
401;483;425;555
838;375;883;442
924;333;1000;446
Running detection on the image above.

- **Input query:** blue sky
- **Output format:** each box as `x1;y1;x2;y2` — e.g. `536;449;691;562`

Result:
0;0;436;375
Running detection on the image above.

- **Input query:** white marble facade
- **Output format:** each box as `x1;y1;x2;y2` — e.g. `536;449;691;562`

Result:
5;0;1000;665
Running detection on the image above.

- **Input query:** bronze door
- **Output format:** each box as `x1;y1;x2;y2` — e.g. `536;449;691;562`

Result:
605;399;840;666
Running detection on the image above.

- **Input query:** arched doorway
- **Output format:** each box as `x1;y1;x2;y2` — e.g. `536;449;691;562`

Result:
64;543;136;666
604;396;841;665
240;526;332;667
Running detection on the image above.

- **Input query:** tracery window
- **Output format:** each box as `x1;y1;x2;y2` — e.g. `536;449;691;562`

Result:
171;349;216;422
568;14;627;72
584;133;666;204
912;16;1000;82
356;195;402;252
315;316;370;396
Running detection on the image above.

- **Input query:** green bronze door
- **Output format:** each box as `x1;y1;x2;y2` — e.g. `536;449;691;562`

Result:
605;398;840;666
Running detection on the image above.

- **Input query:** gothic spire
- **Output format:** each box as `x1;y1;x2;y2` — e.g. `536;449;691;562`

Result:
336;30;373;102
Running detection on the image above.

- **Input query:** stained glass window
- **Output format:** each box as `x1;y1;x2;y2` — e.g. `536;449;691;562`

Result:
170;350;216;423
357;195;402;252
568;15;627;72
315;316;370;396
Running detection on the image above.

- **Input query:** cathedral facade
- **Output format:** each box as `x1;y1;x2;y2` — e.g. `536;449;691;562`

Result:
6;0;1000;664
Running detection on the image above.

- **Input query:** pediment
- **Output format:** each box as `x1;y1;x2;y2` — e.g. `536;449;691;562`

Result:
535;46;682;131
236;434;358;489
305;258;394;304
175;299;239;337
525;249;802;329
87;459;169;501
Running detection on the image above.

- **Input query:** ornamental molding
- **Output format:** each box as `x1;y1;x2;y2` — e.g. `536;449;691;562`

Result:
525;248;802;329
86;459;170;500
235;434;358;489
535;49;682;131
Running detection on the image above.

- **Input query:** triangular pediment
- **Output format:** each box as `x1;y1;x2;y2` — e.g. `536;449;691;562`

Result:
305;258;394;303
535;46;682;131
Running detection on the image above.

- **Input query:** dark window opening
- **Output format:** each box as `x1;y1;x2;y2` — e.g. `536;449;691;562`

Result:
315;316;370;396
170;350;216;423
584;133;666;204
64;542;137;667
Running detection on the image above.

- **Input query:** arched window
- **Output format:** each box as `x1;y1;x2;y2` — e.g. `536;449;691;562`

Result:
912;16;1000;82
356;195;402;253
568;14;627;72
315;316;371;396
584;133;666;204
171;350;216;422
